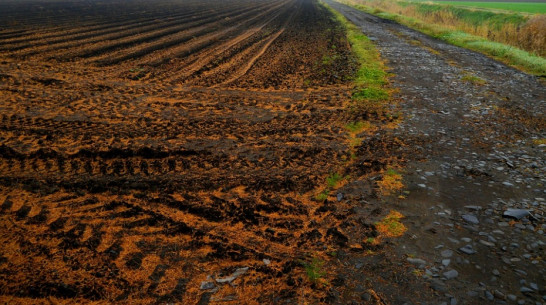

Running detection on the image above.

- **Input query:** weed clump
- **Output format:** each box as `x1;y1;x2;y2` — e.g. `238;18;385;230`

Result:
376;210;407;238
376;168;404;196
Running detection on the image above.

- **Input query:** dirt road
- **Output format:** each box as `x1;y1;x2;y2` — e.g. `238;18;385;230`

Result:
326;1;546;304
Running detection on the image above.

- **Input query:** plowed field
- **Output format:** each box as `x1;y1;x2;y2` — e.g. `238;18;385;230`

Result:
0;0;365;303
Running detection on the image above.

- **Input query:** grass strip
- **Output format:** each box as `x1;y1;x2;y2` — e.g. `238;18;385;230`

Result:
322;0;391;101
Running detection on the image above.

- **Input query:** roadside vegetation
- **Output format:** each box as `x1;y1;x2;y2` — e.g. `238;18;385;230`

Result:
337;0;546;76
318;1;398;203
424;1;546;14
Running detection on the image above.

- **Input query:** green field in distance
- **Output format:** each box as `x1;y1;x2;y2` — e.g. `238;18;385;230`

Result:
435;1;546;13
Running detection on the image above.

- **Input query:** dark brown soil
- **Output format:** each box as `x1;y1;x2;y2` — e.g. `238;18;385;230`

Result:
0;0;376;304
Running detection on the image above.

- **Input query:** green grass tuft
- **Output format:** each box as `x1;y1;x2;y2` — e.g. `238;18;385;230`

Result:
303;257;327;283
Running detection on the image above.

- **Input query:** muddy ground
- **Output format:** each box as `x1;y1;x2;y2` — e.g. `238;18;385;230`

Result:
0;0;544;304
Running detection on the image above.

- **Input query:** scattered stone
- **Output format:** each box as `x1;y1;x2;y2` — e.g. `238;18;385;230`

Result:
459;245;476;254
461;237;472;243
520;287;534;294
430;279;447;292
442;259;451;267
467;291;479;297
493;290;505;300
443;269;458;280
529;283;538;291
441;249;453;258
263;259;271;265
336;193;343;202
448;237;460;244
216;267;249;284
462;214;479;224
485;291;494;301
503;209;531;220
492;269;500;276
418;184;427;188
507;294;517;301
479;240;495;247
407;257;426;267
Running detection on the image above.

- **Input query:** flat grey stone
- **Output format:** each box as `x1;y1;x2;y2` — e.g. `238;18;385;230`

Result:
479;240;495;247
520;287;534;293
503;209;530;220
441;249;453;258
407;257;426;267
462;214;479;224
443;269;458;280
459;245;476;254
442;259;451;267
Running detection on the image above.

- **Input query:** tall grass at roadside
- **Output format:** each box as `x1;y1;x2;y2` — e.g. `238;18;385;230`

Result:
431;2;546;14
342;0;545;56
340;0;546;76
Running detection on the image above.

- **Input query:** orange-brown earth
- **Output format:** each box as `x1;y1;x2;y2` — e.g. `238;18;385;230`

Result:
0;0;404;303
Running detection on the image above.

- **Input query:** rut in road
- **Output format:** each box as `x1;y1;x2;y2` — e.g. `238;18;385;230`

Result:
326;1;545;304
